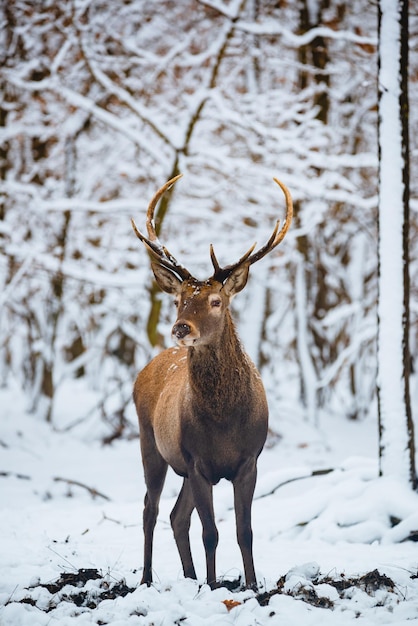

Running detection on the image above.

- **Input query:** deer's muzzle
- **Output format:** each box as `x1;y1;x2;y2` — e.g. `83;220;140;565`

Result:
172;323;191;340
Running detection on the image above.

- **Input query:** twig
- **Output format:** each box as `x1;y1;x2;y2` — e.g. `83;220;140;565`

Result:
47;546;79;572
5;584;19;606
255;468;335;500
100;512;122;525
0;471;31;480
53;477;111;501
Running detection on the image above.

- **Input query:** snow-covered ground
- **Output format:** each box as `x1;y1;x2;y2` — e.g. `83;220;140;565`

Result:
1;382;418;625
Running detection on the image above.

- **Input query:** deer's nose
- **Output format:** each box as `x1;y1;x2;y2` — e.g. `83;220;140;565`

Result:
172;322;191;340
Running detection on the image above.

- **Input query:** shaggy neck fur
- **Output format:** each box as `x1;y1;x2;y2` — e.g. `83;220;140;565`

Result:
187;311;253;420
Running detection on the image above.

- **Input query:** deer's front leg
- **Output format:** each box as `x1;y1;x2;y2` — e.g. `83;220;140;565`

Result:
188;467;218;588
233;457;258;589
140;427;168;585
170;478;197;580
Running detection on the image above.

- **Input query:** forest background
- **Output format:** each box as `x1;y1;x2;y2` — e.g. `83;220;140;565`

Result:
1;0;418;461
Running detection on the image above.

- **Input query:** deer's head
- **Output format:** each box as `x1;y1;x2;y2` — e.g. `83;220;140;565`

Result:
131;175;292;347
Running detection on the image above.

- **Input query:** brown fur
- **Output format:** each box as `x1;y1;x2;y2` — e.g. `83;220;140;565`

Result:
133;278;268;589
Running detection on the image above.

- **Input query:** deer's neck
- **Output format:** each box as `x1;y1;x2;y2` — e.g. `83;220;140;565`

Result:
187;313;253;419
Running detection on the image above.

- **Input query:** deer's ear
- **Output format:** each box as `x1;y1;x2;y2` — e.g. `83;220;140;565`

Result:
151;263;182;294
222;262;250;297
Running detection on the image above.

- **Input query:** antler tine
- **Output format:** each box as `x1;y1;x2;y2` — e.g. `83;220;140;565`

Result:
210;242;257;283
209;244;221;276
131;174;192;281
245;178;292;266
211;177;293;283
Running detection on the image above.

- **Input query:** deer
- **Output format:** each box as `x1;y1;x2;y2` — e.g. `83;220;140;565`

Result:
131;174;292;590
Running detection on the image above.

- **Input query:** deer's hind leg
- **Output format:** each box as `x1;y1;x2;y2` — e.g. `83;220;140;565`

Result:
170;478;197;580
140;425;168;585
188;469;218;588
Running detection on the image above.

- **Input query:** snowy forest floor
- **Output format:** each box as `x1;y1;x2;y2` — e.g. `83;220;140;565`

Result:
1;382;418;625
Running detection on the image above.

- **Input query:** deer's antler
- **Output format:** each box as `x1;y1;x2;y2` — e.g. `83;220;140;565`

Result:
131;174;192;281
132;175;292;284
210;177;293;283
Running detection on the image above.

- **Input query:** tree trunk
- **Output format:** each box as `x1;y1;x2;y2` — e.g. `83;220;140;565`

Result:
377;0;416;488
298;0;330;124
294;0;331;421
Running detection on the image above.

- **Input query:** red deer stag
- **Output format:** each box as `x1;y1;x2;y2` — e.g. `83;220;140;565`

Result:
132;175;292;589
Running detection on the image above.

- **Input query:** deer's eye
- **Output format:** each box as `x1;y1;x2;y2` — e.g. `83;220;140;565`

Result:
173;299;179;308
210;297;222;308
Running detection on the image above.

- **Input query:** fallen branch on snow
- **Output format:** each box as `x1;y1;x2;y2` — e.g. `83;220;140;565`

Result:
255;468;335;500
53;477;111;501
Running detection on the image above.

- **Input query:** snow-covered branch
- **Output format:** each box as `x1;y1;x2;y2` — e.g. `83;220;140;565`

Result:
5;74;165;165
77;37;176;149
236;21;377;47
197;0;376;45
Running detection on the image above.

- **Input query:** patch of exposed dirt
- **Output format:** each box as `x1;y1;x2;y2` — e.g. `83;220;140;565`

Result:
39;568;102;594
256;568;396;609
16;568;136;613
6;567;400;615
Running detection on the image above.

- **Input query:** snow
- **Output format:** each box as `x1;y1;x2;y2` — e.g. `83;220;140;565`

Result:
2;384;418;625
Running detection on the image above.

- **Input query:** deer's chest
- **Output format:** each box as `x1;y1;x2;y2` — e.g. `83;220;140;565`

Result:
180;411;267;484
